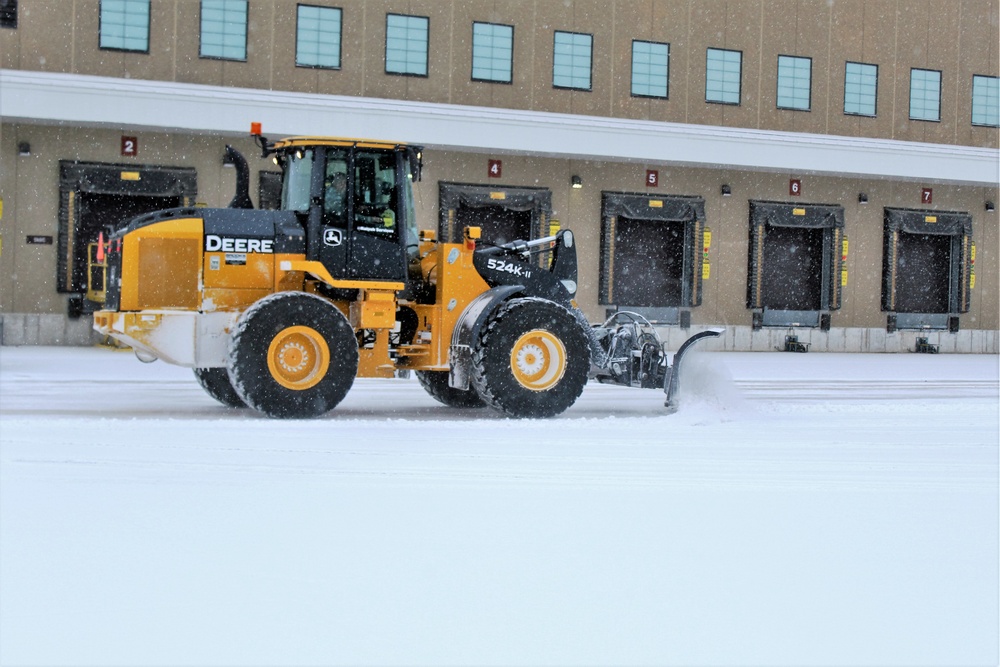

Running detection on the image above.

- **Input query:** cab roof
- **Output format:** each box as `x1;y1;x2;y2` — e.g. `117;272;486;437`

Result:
271;136;414;151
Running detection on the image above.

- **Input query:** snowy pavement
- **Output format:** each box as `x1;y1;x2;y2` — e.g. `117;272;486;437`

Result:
1;345;998;666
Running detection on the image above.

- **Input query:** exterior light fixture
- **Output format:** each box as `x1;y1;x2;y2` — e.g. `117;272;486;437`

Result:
571;175;582;189
222;151;236;167
987;201;996;212
17;142;30;156
721;184;732;196
858;193;869;204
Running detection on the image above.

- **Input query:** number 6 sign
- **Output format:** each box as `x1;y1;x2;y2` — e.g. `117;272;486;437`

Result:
789;178;801;196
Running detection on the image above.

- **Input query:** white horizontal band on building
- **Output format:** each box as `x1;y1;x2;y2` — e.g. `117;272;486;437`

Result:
3;68;997;186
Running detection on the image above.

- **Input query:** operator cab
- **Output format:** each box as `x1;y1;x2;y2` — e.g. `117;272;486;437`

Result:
262;132;423;288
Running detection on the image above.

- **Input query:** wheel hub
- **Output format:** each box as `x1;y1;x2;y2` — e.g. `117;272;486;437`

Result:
510;329;566;391
267;325;330;391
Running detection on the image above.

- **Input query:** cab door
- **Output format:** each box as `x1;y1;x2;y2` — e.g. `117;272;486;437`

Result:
347;150;407;282
316;147;408;284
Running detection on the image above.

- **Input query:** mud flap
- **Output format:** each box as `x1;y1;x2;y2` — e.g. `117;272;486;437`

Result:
663;328;724;413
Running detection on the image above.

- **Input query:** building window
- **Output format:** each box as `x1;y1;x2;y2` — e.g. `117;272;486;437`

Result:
0;0;18;29
296;4;341;69
706;48;741;105
777;55;811;110
471;22;513;83
99;0;150;52
553;31;592;91
385;13;428;76
909;68;942;122
971;75;999;127
844;61;878;116
631;40;669;99
200;0;247;61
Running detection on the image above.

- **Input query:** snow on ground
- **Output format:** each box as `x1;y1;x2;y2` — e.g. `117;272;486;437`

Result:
1;345;998;666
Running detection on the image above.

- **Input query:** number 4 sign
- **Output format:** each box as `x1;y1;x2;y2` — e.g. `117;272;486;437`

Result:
488;159;502;178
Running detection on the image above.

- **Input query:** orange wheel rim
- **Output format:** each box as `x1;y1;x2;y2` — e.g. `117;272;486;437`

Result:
267;325;330;390
510;329;566;391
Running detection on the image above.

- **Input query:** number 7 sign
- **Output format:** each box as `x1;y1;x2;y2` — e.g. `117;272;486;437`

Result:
921;188;933;204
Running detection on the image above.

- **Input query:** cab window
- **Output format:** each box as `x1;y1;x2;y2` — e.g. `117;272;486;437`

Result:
353;151;398;237
280;149;313;213
323;149;349;226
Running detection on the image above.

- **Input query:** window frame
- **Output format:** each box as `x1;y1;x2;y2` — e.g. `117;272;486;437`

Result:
776;54;812;111
705;47;742;106
99;0;151;54
552;30;593;92
844;61;878;117
199;0;248;62
971;74;999;127
471;21;514;84
0;0;18;29
630;39;670;99
384;13;430;78
295;3;342;70
909;67;942;122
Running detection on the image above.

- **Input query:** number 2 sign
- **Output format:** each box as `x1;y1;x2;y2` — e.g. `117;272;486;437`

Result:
121;136;137;157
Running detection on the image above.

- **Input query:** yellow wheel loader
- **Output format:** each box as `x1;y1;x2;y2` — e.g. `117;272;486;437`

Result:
91;127;720;418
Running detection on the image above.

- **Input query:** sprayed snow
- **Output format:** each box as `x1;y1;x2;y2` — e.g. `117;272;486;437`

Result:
1;346;997;666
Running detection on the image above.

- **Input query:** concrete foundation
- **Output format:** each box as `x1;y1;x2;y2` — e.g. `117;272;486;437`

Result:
0;313;996;354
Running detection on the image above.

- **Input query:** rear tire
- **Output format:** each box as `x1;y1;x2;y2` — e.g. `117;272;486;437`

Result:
228;292;358;418
471;297;589;418
415;370;485;409
193;367;246;408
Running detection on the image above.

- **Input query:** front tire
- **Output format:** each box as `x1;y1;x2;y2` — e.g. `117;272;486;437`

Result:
228;292;359;418
193;367;246;408
415;370;485;409
471;298;590;418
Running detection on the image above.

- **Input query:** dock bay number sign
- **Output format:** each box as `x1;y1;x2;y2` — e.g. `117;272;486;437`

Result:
121;136;138;157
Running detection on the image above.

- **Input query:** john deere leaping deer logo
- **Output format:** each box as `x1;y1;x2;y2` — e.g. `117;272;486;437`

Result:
323;228;343;247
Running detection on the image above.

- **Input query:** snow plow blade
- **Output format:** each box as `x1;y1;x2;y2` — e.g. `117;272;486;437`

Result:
663;328;724;413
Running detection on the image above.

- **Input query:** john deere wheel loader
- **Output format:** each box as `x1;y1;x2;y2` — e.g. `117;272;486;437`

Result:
90;127;720;418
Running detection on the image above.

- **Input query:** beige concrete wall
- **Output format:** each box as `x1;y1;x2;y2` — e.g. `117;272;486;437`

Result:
0;123;263;315
417;147;998;331
3;0;997;147
0;124;996;343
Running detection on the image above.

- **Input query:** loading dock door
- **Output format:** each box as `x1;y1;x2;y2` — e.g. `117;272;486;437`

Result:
882;208;972;329
600;192;706;322
611;217;685;306
456;205;531;246
59;161;197;296
761;225;824;311
439;182;551;246
747;201;844;327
